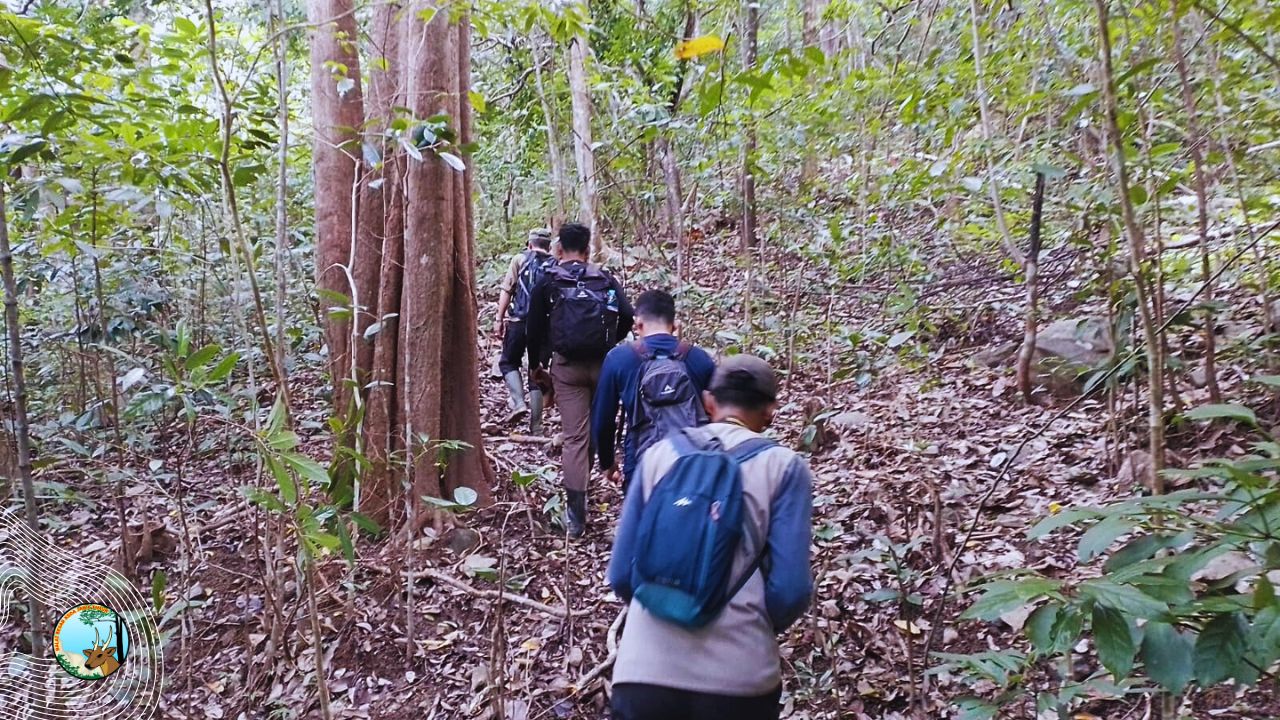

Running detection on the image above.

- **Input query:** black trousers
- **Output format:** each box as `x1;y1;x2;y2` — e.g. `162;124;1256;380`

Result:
611;683;782;720
499;320;529;375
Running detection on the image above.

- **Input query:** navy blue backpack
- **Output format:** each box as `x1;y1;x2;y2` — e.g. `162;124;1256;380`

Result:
631;429;776;629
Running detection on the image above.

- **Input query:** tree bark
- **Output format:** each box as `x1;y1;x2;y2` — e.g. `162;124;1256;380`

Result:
658;136;684;285
307;0;368;415
739;0;759;253
1169;0;1222;403
568;26;602;260
308;0;494;526
0;181;45;659
397;1;494;512
532;37;569;224
800;0;820;185
1016;173;1046;402
1094;0;1166;488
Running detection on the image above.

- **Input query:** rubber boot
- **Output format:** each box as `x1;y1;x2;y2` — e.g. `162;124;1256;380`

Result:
565;489;587;539
529;388;545;436
503;371;528;423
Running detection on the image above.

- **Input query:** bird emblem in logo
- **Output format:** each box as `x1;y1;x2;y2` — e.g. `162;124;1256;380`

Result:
52;603;129;680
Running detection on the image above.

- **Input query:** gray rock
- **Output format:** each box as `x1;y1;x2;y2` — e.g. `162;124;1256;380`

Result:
444;527;482;556
829;411;873;431
1030;317;1113;394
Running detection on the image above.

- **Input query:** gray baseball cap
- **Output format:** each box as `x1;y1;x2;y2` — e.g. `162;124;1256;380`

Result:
710;354;779;402
528;228;553;242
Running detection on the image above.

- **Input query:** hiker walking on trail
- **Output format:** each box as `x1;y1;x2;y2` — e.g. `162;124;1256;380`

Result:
606;355;814;720
494;228;559;434
527;222;634;538
592;289;715;493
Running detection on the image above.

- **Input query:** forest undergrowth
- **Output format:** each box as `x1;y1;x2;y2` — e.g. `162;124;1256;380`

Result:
21;212;1277;719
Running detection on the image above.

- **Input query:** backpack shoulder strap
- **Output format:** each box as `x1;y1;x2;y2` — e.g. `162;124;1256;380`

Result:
631;340;655;362
672;340;693;361
728;437;777;464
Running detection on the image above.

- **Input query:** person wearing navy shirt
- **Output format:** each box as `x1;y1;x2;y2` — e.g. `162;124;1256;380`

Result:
592;289;716;491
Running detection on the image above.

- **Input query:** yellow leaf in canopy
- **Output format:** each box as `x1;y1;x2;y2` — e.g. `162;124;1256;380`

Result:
674;35;725;60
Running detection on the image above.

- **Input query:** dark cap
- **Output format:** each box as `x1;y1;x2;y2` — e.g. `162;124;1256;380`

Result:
710;354;779;403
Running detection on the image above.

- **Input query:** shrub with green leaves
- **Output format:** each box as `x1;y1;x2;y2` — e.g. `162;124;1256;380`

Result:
942;403;1280;717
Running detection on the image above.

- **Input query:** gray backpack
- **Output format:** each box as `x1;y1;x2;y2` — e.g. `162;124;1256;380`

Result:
629;341;708;460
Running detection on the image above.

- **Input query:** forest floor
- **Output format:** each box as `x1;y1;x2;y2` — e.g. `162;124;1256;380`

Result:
21;224;1280;720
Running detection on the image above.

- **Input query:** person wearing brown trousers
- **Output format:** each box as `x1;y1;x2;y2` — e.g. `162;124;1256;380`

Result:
526;223;633;538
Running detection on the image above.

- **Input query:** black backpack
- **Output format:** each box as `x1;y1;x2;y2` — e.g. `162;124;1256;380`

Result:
511;250;557;320
547;263;621;360
629;341;708;460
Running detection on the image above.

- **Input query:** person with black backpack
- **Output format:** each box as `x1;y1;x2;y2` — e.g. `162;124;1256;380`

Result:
606;355;814;720
592;289;715;493
526;222;634;538
493;228;558;433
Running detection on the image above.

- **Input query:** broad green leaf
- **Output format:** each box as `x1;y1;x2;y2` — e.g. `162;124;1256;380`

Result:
1028;508;1102;539
349;512;383;536
1079;516;1137;563
1080;579;1168;619
1141;621;1194;693
184;343;220;371
1025;602;1060;654
208;352;239;382
954;697;998;720
1193;613;1248;685
1250;375;1280;388
1092;604;1137;678
267;457;296;505
1183;403;1258;426
963;578;1062;621
1248;605;1280;670
284;453;330;487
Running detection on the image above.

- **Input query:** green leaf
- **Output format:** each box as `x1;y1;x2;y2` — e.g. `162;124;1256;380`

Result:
954;697;998;720
453;486;478;506
1080;579;1168;619
1248;605;1280;670
1028;508;1102;539
284;453;330;488
184;343;220;371
962;578;1062;621
1141;621;1194;693
174;17;198;36
349;512;383;536
242;486;285;513
207;352;239;382
1194;613;1248;685
151;570;167;614
1079;516;1137;563
1092;604;1137;678
1249;375;1280;388
1183;403;1258;426
267;457;297;505
1025;602;1060;654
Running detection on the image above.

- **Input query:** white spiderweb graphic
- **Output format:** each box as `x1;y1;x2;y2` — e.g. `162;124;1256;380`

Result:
0;510;163;718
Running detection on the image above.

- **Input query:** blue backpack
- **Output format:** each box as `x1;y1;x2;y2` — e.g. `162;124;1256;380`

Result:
631;429;776;629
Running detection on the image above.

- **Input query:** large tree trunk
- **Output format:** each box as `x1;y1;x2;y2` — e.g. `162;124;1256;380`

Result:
359;0;406;521
308;0;369;416
310;0;493;526
397;2;494;513
739;0;759;253
568;26;602;259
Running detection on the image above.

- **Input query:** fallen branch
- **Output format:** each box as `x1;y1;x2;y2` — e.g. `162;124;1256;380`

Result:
574;606;627;692
506;434;555;446
416;568;589;619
